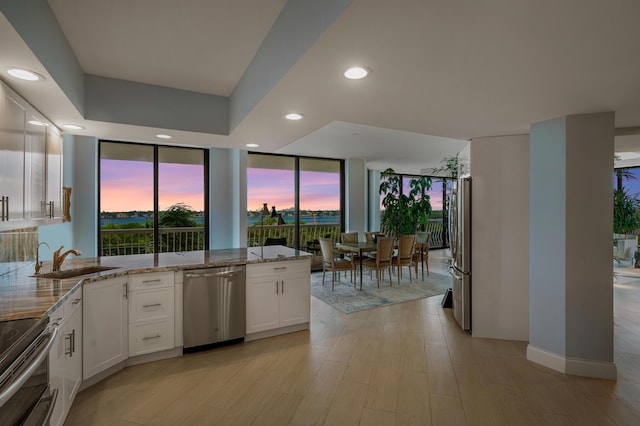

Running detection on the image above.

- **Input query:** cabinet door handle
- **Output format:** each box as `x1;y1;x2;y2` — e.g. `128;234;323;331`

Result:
1;196;7;221
143;303;162;308
142;334;161;341
142;279;162;284
274;266;287;271
123;282;128;299
281;280;284;294
65;333;73;356
71;298;81;305
71;329;76;356
276;281;279;295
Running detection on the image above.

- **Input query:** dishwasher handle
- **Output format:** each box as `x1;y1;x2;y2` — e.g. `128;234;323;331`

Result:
184;270;239;279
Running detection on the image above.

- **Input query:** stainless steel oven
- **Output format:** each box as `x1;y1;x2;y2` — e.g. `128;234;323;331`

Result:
0;316;58;425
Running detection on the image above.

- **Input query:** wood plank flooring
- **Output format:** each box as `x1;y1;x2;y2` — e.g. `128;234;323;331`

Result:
66;253;640;425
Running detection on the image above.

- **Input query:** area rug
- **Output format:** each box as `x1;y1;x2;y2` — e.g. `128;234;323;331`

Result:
310;269;451;313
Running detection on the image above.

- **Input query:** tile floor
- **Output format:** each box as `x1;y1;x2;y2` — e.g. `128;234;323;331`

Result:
65;251;640;425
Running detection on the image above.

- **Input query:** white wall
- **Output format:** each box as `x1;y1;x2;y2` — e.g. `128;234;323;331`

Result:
368;169;380;232
470;134;530;341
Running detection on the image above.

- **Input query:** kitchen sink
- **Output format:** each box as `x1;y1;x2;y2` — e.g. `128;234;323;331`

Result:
33;265;118;279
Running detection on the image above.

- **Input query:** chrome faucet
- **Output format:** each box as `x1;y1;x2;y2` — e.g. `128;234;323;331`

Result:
34;241;51;275
52;245;82;272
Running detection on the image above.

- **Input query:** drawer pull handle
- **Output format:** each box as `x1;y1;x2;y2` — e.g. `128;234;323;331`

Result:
142;303;162;308
142;334;162;341
274;267;287;271
142;279;163;284
71;298;81;305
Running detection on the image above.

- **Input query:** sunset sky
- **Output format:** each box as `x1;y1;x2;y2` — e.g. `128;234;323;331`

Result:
247;168;340;211
100;161;341;213
100;159;205;212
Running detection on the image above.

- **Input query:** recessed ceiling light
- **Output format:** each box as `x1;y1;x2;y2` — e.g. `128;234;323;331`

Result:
62;124;84;130
344;66;370;80
28;120;48;126
246;143;259;148
156;134;172;139
285;113;303;121
6;68;44;81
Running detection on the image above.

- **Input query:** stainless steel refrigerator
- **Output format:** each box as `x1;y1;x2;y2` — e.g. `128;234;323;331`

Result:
449;175;472;331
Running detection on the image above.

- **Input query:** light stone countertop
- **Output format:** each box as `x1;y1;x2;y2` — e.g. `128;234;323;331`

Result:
0;246;311;321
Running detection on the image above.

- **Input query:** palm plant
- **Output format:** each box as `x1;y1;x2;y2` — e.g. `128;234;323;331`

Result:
614;188;640;234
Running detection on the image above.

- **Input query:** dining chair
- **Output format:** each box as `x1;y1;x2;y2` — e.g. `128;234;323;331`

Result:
393;234;416;285
362;236;394;288
319;237;355;290
413;236;430;278
339;232;361;261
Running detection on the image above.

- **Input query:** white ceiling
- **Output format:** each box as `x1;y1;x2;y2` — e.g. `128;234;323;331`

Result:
2;0;640;174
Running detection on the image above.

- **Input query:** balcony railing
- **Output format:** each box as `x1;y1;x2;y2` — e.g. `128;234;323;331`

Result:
100;227;205;256
100;219;447;256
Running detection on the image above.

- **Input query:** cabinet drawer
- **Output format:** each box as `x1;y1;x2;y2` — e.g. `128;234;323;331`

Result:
128;288;174;324
247;259;309;279
129;271;174;290
64;287;83;318
128;320;175;357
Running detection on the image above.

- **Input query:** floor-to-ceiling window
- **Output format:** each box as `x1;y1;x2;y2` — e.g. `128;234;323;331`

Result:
379;171;451;248
99;141;208;255
247;153;343;249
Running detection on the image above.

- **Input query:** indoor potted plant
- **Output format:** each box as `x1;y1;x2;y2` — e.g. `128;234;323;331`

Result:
379;168;432;238
613;187;640;263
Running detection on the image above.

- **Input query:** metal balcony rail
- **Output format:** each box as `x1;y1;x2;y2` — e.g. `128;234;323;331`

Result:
100;220;447;256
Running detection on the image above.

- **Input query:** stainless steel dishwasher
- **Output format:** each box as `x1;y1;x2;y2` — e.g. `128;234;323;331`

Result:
183;265;246;350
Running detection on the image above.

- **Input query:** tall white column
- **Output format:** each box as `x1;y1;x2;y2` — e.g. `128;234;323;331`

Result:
528;112;616;379
345;158;367;238
209;148;247;249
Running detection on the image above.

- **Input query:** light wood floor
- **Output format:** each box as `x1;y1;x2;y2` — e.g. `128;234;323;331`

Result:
67;252;640;425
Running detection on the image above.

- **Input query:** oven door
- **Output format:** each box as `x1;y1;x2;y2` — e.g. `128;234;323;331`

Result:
0;324;59;425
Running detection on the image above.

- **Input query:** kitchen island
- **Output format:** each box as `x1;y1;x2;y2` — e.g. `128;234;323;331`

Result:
0;245;311;321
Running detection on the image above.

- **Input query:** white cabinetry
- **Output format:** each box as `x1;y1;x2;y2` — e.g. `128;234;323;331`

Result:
246;259;311;338
48;287;82;426
128;271;175;356
0;79;63;229
0;82;26;223
45;125;63;219
83;277;128;380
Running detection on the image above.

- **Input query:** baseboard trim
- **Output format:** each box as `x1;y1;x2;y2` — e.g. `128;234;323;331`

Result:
126;347;183;367
245;323;309;342
526;345;617;380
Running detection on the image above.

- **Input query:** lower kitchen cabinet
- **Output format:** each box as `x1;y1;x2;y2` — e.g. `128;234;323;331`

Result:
83;276;128;380
128;271;176;356
48;287;82;426
246;258;311;335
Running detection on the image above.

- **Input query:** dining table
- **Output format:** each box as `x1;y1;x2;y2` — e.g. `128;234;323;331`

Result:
337;240;429;289
336;241;376;290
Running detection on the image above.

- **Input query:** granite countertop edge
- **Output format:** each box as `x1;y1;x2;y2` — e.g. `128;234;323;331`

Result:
0;246;312;321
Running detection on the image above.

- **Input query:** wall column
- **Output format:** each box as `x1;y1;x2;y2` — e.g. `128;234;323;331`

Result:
528;112;616;379
345;158;367;238
209;148;247;249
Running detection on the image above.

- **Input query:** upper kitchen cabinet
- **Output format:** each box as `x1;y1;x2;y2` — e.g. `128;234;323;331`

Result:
46;125;63;219
25;108;47;220
0;82;26;224
0;80;64;230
